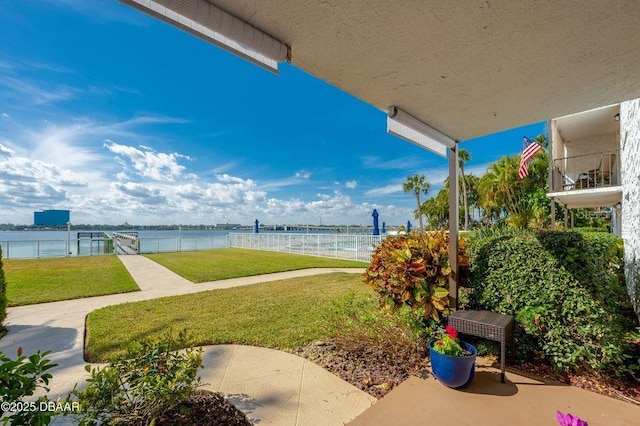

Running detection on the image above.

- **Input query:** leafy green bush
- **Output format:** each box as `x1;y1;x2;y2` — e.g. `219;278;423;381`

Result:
0;246;7;329
364;231;467;321
573;226;609;233
68;331;202;425
467;227;631;372
0;348;58;425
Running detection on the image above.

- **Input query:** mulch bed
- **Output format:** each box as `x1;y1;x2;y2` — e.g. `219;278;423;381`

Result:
156;390;251;426
294;340;431;399
294;339;640;406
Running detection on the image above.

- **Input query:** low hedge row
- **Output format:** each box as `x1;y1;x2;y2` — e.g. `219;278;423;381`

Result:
466;227;631;371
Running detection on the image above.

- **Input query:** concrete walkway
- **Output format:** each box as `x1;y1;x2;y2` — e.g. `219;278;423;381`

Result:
0;256;374;425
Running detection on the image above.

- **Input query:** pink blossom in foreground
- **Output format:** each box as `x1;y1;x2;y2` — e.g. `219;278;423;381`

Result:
556;411;588;426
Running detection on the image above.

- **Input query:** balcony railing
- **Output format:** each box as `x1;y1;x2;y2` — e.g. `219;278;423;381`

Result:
550;150;620;192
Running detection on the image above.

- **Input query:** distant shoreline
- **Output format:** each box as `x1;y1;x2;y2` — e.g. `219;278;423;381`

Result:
0;224;380;232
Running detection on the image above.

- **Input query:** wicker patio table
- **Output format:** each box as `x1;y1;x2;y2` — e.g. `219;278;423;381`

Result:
448;310;514;383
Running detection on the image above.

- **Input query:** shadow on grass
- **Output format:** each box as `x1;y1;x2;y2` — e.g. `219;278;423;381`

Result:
83;321;177;363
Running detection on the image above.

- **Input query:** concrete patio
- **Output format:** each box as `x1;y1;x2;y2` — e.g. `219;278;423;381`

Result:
350;362;640;426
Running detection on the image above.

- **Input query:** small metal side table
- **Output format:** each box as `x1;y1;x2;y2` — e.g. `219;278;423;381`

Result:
448;310;514;383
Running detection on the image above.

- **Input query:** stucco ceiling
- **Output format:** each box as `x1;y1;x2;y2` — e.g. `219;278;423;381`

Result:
555;104;620;144
203;0;640;141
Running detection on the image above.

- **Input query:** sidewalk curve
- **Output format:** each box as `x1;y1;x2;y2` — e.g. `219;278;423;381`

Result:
0;255;374;425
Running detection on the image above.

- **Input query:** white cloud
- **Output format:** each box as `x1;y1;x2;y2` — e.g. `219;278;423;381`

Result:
0;112;416;225
365;183;402;196
0;143;15;157
105;142;194;182
2;113;9;119
0;75;80;105
295;170;311;179
112;182;167;205
361;155;426;170
203;175;266;205
259;172;313;191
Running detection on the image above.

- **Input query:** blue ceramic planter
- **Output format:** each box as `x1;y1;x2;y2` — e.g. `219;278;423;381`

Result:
429;340;477;389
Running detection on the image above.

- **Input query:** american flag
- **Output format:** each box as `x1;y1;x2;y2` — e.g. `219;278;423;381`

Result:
518;136;543;179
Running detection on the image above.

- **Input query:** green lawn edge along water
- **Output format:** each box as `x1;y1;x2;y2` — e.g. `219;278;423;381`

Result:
143;248;369;283
4;256;139;306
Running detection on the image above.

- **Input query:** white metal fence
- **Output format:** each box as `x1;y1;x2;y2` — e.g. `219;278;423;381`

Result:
138;236;228;254
228;233;383;262
0;235;229;259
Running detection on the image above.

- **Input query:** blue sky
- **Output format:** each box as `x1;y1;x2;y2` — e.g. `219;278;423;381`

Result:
0;1;545;226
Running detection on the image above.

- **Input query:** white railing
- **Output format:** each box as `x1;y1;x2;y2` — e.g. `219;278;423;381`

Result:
138;236;228;253
227;233;383;262
0;235;230;259
0;240;70;259
113;232;139;255
551;150;620;192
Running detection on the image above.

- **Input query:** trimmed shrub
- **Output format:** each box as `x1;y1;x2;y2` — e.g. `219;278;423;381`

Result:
364;231;468;322
467;227;630;372
68;330;203;425
0;246;7;329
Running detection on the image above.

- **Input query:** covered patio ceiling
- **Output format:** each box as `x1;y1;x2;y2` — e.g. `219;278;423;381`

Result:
188;0;640;142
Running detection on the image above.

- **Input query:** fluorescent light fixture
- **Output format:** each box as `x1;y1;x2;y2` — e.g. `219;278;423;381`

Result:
387;106;455;157
119;0;291;74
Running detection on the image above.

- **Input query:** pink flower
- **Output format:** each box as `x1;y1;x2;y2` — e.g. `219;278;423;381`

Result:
445;325;458;339
556;411;588;426
17;346;23;356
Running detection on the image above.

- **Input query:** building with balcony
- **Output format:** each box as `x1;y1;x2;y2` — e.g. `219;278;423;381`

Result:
547;99;640;319
548;104;623;233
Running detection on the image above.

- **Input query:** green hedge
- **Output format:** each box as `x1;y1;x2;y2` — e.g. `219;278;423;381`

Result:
467;227;630;372
573;226;609;233
0;246;6;328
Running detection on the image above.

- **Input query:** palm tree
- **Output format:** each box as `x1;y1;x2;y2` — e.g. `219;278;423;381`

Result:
458;148;471;230
403;174;430;232
422;188;449;230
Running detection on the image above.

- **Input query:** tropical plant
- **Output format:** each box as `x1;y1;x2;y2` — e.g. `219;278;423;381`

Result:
458;148;471;230
0;347;58;426
364;231;468;322
476;135;548;229
421;188;449;230
403;174;430;232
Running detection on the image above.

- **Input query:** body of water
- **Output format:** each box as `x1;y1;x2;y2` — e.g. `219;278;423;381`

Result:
0;229;231;259
0;228;358;259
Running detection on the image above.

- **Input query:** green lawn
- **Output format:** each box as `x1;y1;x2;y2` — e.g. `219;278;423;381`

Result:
4;256;139;306
85;272;376;362
143;248;369;283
